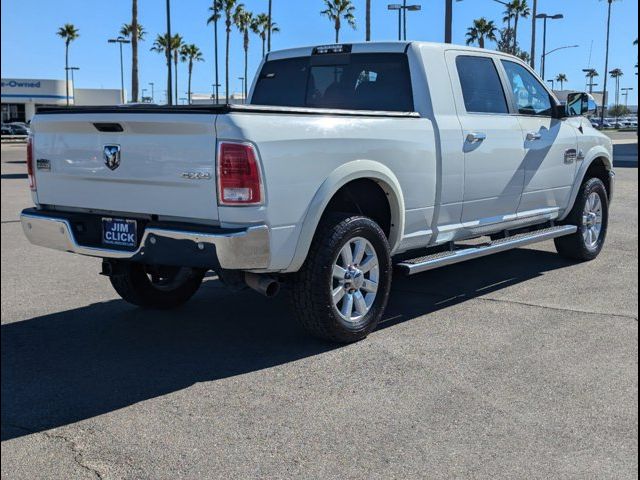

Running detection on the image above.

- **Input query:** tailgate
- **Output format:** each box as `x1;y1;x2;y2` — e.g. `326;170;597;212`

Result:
31;112;219;222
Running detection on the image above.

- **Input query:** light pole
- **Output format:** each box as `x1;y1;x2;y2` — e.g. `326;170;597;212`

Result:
108;36;130;104
600;0;614;126
149;82;155;103
212;83;221;104
65;67;79;104
238;77;245;103
388;4;402;41
443;0;464;44
388;2;421;41
547;79;555;91
621;87;634;110
541;44;579;72
267;0;273;52
535;13;564;80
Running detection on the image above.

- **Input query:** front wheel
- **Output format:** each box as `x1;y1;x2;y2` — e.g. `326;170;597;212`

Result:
109;262;205;309
290;215;392;343
555;177;609;261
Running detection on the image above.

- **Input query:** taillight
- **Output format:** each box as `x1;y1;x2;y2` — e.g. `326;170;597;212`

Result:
27;135;36;191
217;142;263;205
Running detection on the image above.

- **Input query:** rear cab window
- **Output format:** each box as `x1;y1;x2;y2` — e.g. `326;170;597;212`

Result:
251;52;414;112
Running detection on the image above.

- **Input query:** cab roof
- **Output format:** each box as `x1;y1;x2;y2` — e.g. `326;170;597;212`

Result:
266;41;516;61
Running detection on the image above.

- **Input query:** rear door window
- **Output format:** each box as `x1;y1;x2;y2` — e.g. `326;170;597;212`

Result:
252;53;414;112
456;56;509;114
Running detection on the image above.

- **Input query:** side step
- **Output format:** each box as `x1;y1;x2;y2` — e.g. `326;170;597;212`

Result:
396;225;577;275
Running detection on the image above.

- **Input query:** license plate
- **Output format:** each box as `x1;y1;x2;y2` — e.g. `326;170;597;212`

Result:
102;218;137;248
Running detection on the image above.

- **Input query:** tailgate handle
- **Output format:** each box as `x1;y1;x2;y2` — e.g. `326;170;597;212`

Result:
93;123;124;133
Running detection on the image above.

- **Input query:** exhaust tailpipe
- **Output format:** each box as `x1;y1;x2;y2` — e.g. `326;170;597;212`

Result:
244;273;280;298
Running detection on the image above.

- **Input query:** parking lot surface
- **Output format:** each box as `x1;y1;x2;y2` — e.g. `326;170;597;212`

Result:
1;138;638;479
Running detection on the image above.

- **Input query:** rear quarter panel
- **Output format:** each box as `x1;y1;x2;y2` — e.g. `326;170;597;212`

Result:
216;113;437;271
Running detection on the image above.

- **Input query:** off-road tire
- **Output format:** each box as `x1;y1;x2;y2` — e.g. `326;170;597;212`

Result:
555;177;609;261
290;214;392;343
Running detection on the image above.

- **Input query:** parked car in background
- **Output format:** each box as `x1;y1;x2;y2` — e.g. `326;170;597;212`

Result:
1;124;30;136
8;121;31;130
20;42;615;343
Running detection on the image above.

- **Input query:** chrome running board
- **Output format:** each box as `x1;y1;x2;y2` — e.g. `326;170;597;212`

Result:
396;225;577;275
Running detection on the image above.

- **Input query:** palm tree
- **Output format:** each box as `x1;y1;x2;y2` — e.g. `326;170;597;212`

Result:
502;3;515;31
57;23;79;106
529;0;538;68
120;23;146;41
609;68;624;106
131;0;139;102
218;0;242;103
253;13;279;57
321;0;356;43
180;44;204;104
207;1;221;103
150;33;183;104
555;73;568;90
509;0;530;52
585;69;599;93
120;22;146;103
171;35;184;104
465;18;498;49
234;6;254;100
366;0;371;41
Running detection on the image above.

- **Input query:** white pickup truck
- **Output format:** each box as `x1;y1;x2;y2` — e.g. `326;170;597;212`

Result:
22;42;614;342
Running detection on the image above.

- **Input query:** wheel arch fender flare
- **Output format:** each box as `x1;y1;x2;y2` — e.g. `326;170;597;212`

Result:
285;160;406;273
560;145;613;221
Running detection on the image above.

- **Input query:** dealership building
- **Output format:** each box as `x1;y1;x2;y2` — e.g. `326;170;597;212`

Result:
1;78;123;123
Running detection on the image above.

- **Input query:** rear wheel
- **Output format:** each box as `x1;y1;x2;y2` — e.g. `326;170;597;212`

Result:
290;215;392;343
555;177;609;261
109;262;205;309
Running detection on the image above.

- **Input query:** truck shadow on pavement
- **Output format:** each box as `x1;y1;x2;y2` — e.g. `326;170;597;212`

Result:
1;248;575;442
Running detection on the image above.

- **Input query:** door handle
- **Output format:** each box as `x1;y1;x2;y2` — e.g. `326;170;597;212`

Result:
466;132;487;143
526;131;542;141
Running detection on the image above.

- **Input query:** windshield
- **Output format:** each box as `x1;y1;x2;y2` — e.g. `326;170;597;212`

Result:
251;53;414;112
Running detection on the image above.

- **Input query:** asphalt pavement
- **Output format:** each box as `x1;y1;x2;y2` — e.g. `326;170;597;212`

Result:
1;136;638;479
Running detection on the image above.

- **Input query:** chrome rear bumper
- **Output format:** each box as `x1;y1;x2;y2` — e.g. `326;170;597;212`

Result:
20;210;270;270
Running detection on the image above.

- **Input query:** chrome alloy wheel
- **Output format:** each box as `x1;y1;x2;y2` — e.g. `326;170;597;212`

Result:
331;237;380;323
582;192;604;250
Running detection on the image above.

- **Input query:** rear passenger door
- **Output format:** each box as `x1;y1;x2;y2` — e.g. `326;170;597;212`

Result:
447;53;526;224
499;60;578;214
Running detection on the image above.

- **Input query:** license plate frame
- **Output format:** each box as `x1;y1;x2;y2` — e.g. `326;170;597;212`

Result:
102;217;138;249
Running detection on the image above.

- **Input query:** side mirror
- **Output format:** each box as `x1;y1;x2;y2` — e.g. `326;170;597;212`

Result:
566;92;598;117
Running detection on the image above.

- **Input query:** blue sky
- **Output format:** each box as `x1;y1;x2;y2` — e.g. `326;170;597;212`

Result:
1;0;638;105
